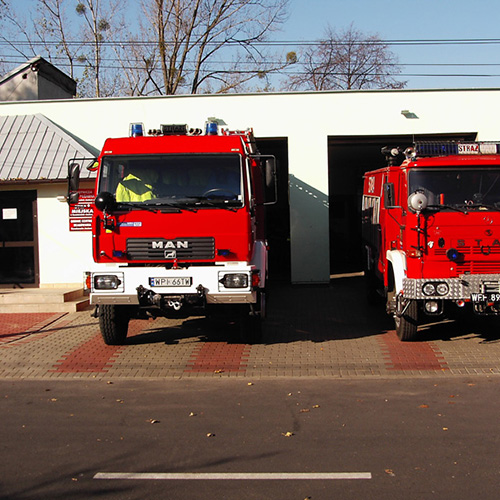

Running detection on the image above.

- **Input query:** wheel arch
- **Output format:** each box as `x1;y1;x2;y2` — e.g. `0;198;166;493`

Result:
386;250;406;294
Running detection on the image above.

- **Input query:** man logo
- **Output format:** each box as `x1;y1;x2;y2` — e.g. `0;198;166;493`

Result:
151;240;189;249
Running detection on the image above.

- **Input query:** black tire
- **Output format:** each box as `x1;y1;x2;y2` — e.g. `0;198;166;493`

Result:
98;305;130;345
395;299;418;341
239;310;262;344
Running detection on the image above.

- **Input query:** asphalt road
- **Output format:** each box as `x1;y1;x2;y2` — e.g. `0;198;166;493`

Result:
2;376;500;500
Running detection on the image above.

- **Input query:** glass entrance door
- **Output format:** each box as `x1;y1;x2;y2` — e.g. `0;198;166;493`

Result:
0;190;39;287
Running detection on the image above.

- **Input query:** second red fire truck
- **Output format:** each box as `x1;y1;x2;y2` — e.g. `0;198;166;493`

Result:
68;120;276;345
362;141;500;340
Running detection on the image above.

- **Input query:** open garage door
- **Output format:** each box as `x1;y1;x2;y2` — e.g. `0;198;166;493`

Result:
328;133;477;276
255;137;291;283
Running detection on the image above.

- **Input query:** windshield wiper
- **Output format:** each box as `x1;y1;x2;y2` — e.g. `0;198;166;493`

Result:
117;202;160;213
190;196;239;212
458;202;500;212
426;204;468;214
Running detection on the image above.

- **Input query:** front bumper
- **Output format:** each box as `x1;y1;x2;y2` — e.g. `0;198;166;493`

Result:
403;273;500;301
88;264;258;307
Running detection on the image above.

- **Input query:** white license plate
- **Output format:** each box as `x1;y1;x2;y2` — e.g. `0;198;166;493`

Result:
471;292;500;302
149;277;192;287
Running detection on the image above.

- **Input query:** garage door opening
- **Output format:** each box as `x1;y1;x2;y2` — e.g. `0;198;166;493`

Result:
328;133;477;276
256;137;291;283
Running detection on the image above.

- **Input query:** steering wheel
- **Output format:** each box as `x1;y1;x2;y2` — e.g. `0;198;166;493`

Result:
201;188;238;200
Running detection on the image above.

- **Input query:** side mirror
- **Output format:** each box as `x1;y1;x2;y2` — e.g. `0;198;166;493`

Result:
67;162;81;204
95;191;117;213
383;182;395;208
263;157;277;205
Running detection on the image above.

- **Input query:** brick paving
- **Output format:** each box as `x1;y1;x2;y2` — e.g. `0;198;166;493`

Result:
1;277;500;380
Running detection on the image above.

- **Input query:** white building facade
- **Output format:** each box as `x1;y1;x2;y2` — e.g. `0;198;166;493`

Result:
0;88;499;287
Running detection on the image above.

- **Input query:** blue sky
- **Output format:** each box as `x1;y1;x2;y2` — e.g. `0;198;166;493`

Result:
7;0;500;90
282;0;500;89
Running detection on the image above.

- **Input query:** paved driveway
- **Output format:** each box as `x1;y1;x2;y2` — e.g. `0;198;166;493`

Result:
1;277;500;380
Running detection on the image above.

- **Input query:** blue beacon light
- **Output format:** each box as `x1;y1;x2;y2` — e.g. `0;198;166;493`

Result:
130;123;144;137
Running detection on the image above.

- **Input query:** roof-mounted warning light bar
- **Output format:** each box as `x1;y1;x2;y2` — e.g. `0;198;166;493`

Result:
413;141;500;157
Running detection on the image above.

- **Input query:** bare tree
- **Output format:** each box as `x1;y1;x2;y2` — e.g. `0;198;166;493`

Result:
33;0;83;80
287;24;406;91
76;0;125;97
135;0;291;95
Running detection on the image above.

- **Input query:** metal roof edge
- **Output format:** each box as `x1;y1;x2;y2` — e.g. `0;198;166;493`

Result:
1;86;500;106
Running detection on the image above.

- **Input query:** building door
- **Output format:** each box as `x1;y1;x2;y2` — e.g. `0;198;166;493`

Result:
0;190;39;287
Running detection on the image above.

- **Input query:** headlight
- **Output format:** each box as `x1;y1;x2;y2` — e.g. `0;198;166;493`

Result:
422;283;436;296
219;273;249;289
436;283;449;296
94;274;121;290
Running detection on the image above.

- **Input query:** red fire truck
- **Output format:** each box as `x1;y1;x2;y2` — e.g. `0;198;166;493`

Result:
362;141;500;341
68;120;276;345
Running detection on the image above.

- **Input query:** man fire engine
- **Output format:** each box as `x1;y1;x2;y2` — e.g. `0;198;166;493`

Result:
68;120;276;345
362;141;500;341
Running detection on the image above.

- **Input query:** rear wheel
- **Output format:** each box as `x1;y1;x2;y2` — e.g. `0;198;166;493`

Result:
239;291;265;344
395;298;418;341
99;305;130;345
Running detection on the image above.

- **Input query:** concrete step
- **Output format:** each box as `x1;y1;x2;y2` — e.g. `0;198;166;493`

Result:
0;288;90;313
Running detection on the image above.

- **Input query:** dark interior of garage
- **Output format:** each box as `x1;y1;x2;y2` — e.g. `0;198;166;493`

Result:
328;133;478;276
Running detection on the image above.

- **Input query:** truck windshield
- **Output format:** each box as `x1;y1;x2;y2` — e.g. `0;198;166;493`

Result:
98;154;243;208
408;168;500;209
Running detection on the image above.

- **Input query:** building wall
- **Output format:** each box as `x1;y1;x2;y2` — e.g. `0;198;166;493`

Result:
1;88;500;284
36;182;95;287
0;71;38;101
0;181;95;287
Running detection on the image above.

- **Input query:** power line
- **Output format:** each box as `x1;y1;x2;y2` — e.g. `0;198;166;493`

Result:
3;37;500;48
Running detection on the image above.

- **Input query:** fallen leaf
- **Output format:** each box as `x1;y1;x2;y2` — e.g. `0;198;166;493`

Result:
385;469;395;476
443;427;448;431
282;431;294;437
116;399;124;403
206;433;215;437
214;369;224;374
247;382;254;386
419;404;429;408
50;398;58;402
148;419;160;424
300;409;310;413
312;405;320;409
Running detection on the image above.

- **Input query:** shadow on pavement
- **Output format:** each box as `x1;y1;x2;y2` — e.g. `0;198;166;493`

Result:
122;275;500;345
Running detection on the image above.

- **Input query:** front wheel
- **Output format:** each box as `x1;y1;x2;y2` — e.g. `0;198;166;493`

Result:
98;305;131;345
394;298;419;341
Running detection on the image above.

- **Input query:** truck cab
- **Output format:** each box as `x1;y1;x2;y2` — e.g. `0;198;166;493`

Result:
362;141;500;340
69;121;276;345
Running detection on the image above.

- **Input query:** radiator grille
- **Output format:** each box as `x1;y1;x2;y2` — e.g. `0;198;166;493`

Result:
126;237;215;260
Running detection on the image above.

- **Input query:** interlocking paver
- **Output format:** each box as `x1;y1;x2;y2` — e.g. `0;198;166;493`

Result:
1;278;500;379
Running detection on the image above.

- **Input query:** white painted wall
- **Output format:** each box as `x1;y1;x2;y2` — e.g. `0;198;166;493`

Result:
1;88;500;284
36;181;95;287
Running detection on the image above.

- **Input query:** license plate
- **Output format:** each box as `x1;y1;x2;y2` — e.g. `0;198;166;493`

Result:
471;293;500;302
149;277;192;287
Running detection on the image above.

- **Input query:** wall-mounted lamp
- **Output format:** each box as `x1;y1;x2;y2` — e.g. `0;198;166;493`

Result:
401;109;419;119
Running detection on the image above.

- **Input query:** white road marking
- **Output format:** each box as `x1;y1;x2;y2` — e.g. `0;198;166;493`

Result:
94;472;372;480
